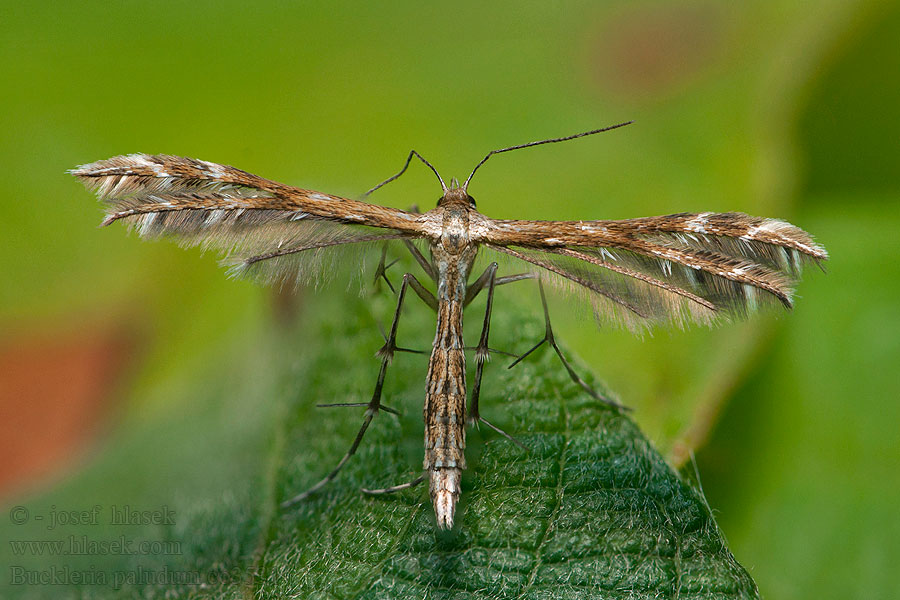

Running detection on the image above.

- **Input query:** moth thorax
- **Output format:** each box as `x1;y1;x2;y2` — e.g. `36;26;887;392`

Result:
440;207;471;254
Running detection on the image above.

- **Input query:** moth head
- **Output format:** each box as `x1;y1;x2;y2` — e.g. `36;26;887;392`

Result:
438;178;477;208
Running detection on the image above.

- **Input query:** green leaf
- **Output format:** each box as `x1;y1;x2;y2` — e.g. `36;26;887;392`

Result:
1;287;757;599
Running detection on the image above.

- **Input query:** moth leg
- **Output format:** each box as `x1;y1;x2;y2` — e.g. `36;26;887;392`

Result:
361;473;427;495
464;270;532;355
280;273;416;509
465;263;530;451
316;402;400;415
467;262;498;424
376;274;435;364
358;271;442;496
373;318;425;357
373;244;399;293
402;270;438;311
509;279;629;411
477;417;528;451
403;239;436;282
465;270;533;306
463;262;534;432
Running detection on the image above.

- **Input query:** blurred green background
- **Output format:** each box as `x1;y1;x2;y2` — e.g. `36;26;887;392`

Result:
1;0;898;597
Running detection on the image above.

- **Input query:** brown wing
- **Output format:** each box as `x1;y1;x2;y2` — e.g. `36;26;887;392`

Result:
71;154;424;285
481;212;827;329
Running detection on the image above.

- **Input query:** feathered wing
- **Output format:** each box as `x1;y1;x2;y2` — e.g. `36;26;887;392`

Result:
70;154;424;285
480;212;827;330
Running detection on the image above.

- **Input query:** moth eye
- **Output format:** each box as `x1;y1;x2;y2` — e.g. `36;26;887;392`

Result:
467;195;477;208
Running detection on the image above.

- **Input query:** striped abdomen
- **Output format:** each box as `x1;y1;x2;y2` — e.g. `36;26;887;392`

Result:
423;290;468;528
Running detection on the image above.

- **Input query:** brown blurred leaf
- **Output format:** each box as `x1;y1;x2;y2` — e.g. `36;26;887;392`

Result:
0;321;137;498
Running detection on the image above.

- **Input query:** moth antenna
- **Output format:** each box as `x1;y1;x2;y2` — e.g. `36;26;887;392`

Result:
463;121;634;192
364;150;447;198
